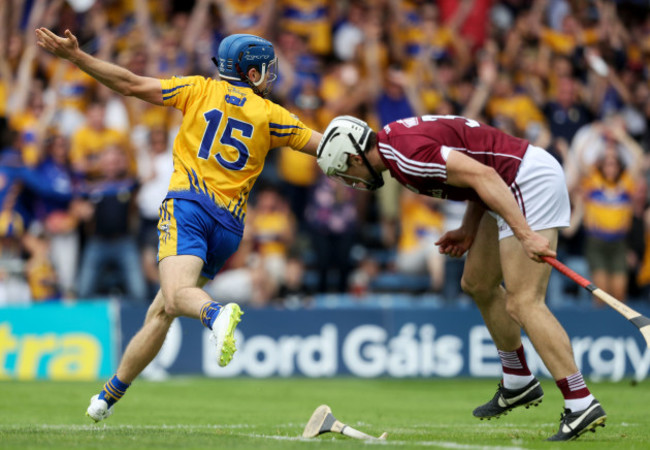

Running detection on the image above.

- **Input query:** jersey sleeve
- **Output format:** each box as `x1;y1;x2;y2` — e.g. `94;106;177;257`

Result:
267;102;313;150
18;167;74;203
160;76;207;113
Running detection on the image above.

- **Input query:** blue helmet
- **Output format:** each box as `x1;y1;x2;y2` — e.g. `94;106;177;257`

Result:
214;34;277;96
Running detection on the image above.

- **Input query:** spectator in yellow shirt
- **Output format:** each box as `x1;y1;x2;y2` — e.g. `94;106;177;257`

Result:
70;99;134;178
395;188;445;293
577;123;644;303
487;71;546;138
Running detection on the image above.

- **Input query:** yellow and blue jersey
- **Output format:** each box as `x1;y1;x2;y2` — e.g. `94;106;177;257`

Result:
279;0;332;55
397;193;444;253
581;169;635;241
252;210;293;257
160;76;312;236
222;0;268;36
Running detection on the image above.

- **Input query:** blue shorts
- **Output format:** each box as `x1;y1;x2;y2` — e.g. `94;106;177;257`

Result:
157;198;242;279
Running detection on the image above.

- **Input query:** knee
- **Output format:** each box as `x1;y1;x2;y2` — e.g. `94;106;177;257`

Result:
157;289;181;318
158;305;176;323
163;298;180;318
146;291;176;323
461;275;495;304
459;275;474;296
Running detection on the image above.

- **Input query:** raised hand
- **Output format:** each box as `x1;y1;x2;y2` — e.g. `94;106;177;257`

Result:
35;28;80;61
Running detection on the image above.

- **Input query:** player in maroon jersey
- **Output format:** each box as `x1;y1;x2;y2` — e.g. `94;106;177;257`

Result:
317;115;607;441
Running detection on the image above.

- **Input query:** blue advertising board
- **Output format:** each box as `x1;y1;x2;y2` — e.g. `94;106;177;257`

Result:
5;300;647;381
0;301;115;380
121;304;650;381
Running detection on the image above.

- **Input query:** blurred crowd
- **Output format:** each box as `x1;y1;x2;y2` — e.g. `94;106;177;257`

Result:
2;0;650;308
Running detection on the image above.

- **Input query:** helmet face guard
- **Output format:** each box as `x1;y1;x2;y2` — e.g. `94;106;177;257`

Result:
328;170;382;191
317;116;384;191
251;57;277;98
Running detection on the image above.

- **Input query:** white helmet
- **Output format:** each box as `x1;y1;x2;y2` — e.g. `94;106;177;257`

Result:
316;115;384;190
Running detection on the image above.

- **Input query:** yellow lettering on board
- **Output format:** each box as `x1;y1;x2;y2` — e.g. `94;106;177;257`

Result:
16;334;57;380
49;334;101;380
0;324;19;379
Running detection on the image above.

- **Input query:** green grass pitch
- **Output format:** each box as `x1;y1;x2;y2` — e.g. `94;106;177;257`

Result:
0;378;648;449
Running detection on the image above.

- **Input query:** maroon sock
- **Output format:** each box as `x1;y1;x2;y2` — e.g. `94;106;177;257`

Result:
498;344;532;376
556;372;591;399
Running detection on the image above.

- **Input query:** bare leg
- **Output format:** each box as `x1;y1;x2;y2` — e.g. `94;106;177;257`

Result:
116;289;173;383
500;228;578;379
159;255;214;318
115;256;214;383
87;221;242;422
461;214;522;350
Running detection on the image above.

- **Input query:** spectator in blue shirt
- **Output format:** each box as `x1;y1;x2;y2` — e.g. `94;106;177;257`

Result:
76;144;146;302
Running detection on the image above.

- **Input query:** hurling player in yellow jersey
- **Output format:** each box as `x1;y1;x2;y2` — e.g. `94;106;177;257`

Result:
36;28;322;422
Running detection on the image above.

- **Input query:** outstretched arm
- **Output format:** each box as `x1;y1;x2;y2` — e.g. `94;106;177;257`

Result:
35;28;163;105
297;130;323;157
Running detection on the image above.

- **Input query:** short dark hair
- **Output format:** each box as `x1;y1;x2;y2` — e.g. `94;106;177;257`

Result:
365;131;377;154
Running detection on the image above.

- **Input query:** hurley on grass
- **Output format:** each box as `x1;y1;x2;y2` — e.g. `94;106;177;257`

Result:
0;378;648;449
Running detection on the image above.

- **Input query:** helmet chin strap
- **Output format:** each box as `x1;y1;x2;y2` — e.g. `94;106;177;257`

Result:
212;57;273;98
235;64;268;98
348;133;384;191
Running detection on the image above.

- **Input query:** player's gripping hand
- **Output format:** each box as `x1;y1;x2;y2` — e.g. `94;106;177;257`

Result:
435;228;474;258
519;230;556;263
35;28;80;61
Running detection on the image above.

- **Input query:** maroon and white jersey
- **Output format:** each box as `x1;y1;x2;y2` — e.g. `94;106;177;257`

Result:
377;115;529;201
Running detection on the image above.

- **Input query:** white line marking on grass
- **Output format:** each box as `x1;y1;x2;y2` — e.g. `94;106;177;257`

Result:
5;424;528;449
368;442;524;450
389;427;535;437
236;431;526;449
236;433;311;442
409;423;553;429
0;424;255;432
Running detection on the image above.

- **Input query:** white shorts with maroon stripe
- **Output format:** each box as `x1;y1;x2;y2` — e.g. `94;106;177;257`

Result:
490;144;570;240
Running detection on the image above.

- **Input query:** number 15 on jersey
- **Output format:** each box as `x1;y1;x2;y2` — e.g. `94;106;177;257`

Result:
197;108;253;171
